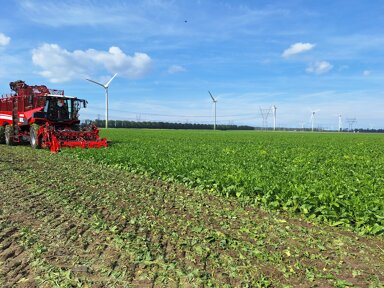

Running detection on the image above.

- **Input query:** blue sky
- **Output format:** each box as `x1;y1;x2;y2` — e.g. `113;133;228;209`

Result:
1;0;384;129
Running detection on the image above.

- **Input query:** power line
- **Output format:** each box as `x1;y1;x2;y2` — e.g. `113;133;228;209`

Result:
106;108;258;119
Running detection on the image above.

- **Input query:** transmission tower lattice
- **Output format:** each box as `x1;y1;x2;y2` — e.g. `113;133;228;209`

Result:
259;107;272;130
346;118;357;131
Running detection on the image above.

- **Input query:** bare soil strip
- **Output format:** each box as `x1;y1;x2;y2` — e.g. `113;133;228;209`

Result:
1;145;383;287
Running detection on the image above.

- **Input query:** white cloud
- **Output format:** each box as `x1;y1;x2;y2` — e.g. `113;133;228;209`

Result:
0;33;10;46
363;70;371;76
282;42;315;58
32;44;152;83
306;61;333;74
168;65;186;74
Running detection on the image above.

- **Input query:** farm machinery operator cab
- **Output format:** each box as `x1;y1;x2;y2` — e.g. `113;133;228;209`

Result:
40;95;87;123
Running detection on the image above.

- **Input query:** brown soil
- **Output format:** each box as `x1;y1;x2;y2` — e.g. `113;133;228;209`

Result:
1;145;383;287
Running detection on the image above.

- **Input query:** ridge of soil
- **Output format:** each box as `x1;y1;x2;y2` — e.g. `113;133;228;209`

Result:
1;145;383;287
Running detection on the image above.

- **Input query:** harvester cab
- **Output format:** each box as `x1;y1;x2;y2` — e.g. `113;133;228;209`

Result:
0;80;107;152
41;95;87;123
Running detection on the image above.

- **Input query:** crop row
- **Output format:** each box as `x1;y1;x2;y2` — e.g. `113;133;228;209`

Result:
65;129;384;235
2;145;383;286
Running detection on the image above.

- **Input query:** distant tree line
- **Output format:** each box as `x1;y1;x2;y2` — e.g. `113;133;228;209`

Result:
86;119;384;133
88;119;255;130
351;128;384;133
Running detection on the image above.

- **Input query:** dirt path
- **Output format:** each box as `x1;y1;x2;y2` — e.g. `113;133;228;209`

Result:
1;145;383;287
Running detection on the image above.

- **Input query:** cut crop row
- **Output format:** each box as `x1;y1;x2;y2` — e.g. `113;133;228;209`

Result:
66;129;384;235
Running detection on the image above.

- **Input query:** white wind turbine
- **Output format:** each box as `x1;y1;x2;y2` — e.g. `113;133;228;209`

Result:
338;114;342;131
208;91;218;130
86;73;118;129
272;105;277;131
310;109;320;132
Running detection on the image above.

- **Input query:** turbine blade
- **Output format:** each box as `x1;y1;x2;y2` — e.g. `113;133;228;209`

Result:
105;73;118;87
86;78;105;88
208;91;216;102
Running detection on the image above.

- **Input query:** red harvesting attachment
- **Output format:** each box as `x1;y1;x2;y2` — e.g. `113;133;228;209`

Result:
0;80;107;152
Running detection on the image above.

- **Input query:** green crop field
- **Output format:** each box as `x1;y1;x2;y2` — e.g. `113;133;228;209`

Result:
1;129;384;287
66;129;384;235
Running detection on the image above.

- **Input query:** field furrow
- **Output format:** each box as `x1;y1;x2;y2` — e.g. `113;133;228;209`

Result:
1;145;383;287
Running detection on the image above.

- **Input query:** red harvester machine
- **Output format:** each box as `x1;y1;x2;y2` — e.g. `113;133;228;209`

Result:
0;80;107;152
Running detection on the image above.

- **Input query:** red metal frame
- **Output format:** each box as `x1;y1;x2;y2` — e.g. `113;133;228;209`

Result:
38;122;107;153
1;81;108;152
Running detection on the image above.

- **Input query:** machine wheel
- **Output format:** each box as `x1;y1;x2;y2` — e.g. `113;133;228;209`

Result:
4;125;14;146
30;124;41;149
0;126;5;144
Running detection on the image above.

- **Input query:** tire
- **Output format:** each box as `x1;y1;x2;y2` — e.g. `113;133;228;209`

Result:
30;124;41;149
5;125;14;146
0;126;5;144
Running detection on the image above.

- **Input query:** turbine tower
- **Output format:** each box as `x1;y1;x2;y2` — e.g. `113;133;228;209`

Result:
338;114;342;132
86;73;118;129
311;111;317;132
272;105;277;131
208;91;217;130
